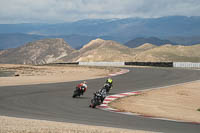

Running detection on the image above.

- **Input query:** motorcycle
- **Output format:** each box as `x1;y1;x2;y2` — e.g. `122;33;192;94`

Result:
89;92;103;108
72;86;84;98
104;83;112;93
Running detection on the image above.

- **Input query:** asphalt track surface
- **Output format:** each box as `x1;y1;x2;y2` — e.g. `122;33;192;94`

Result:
0;67;200;133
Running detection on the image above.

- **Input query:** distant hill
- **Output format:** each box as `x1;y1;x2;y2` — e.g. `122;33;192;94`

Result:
0;33;44;49
167;36;200;45
1;38;200;64
73;38;134;62
0;33;98;50
57;38;132;62
0;38;75;64
60;39;200;62
124;37;176;48
134;43;157;51
57;34;97;49
134;44;200;62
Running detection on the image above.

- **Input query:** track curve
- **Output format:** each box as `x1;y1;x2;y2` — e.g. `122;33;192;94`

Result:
0;67;200;133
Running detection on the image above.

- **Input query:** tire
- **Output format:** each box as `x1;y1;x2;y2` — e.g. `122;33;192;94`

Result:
92;104;96;108
72;90;79;98
91;103;97;108
72;94;77;98
90;99;97;108
89;104;96;108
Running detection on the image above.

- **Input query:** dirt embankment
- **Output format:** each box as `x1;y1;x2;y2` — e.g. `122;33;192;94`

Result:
0;64;120;86
110;80;200;123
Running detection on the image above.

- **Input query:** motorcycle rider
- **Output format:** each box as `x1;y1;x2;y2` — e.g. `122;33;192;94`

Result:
76;81;87;95
96;87;107;103
105;78;113;89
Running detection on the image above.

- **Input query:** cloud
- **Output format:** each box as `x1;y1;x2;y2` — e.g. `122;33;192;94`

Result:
0;0;200;23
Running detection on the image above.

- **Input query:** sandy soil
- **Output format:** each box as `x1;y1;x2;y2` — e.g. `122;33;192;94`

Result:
0;64;119;86
110;80;200;123
0;116;154;133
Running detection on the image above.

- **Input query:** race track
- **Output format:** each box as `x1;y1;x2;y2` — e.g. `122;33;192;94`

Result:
0;67;200;133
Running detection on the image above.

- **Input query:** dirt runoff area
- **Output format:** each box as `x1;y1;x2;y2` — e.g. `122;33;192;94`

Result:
0;116;155;133
0;64;119;86
110;80;200;123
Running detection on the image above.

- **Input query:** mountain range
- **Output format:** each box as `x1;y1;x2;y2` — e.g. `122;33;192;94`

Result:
1;16;200;50
1;33;200;50
1;16;200;38
0;38;200;64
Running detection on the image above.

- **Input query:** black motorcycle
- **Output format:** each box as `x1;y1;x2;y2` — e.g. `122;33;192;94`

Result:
72;87;84;98
89;92;103;108
104;83;112;93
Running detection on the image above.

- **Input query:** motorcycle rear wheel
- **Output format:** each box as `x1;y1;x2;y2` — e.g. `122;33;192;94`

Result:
72;91;79;98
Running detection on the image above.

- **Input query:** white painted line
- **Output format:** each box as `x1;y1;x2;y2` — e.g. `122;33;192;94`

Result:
104;98;117;101
102;101;110;104
108;95;124;98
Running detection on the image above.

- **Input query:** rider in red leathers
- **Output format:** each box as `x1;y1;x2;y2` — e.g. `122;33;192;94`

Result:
76;81;87;95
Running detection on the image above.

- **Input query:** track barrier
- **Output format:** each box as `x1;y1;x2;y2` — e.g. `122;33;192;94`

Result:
52;62;200;68
79;62;124;66
173;62;200;68
125;62;173;67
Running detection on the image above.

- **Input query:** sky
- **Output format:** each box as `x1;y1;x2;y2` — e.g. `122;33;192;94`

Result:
0;0;200;24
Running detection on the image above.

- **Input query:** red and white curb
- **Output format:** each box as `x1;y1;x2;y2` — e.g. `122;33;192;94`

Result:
103;68;200;124
108;69;130;77
97;90;200;125
97;91;140;111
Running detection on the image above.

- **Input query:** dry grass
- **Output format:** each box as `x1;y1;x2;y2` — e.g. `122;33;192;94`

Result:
0;116;153;133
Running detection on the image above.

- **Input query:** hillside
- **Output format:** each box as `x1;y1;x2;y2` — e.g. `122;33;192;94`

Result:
0;38;75;64
64;39;200;62
60;38;136;62
167;36;200;45
0;33;98;50
1;38;200;64
134;44;200;62
134;43;157;51
125;37;176;48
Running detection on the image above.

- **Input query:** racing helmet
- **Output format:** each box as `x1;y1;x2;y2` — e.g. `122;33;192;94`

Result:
107;78;112;83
